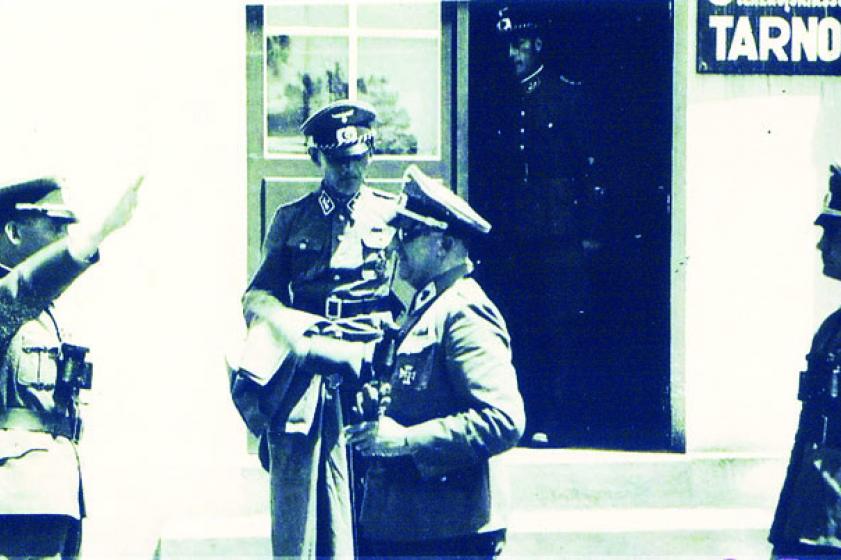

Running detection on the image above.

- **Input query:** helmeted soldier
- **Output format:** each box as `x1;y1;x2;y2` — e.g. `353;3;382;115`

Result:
231;99;402;558
0;175;140;559
770;164;841;557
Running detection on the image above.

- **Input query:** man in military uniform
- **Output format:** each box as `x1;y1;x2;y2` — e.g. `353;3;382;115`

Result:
233;99;401;558
0;175;140;559
770;164;841;558
476;4;602;446
345;165;526;558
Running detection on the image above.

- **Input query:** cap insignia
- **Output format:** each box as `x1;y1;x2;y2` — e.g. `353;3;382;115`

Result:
332;109;355;124
497;17;512;32
336;126;358;145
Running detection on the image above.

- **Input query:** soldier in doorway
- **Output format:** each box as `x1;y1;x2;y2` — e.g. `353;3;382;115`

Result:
477;3;604;447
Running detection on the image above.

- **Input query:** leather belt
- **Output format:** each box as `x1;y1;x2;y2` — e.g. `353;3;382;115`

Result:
372;456;422;481
295;294;391;320
0;408;79;442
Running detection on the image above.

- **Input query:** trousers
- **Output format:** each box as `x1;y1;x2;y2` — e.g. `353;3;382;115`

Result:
358;529;506;559
267;387;354;559
0;514;81;558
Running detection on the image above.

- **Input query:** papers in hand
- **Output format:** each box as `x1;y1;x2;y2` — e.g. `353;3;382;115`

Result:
236;319;292;386
235;304;324;386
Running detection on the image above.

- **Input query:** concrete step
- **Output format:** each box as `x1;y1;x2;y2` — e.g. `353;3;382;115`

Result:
501;449;786;509
156;508;773;558
213;449;788;515
155;450;786;558
505;507;772;557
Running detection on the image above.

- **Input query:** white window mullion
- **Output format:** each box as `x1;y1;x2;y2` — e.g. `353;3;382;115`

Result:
348;0;359;100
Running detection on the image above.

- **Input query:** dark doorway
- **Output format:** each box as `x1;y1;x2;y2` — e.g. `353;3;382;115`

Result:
468;0;674;450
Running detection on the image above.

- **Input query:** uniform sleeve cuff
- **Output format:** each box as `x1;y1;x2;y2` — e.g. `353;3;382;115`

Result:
66;224;102;265
67;240;100;265
404;422;437;452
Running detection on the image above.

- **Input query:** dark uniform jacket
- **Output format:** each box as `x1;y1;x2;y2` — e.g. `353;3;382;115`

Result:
771;307;841;550
487;65;598;244
0;239;93;518
479;65;600;321
244;182;398;434
359;263;525;542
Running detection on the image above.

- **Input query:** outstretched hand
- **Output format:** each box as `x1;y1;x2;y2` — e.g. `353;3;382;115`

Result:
67;175;143;262
97;175;143;242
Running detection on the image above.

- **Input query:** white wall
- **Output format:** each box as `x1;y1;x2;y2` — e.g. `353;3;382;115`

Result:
683;1;841;452
0;1;249;555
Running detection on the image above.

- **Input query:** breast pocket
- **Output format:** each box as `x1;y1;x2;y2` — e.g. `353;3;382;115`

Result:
285;234;325;282
359;226;394;281
12;333;59;389
393;328;436;391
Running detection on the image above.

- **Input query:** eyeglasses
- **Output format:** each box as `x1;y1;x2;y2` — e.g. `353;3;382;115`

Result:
397;224;432;244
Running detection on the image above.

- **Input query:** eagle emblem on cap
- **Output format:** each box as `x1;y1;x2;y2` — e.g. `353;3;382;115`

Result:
336;126;358;144
331;109;355;124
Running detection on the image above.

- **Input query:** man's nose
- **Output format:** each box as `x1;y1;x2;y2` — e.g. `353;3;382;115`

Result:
508;44;518;58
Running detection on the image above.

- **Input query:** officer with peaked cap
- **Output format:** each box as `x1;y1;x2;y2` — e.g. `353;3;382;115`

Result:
474;2;604;448
769;165;841;558
0;175;140;559
344;165;525;559
233;99;402;558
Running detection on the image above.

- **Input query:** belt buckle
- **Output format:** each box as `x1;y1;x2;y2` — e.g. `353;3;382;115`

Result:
325;295;343;320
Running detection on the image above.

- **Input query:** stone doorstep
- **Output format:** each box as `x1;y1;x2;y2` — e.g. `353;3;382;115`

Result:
220;449;789;514
156;450;787;557
496;450;787;509
507;507;772;533
158;507;771;540
156;508;774;558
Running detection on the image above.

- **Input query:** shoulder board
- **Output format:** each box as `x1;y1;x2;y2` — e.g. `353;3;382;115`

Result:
276;188;320;211
559;74;582;87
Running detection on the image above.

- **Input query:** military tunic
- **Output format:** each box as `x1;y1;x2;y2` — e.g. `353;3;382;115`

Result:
245;182;398;558
771;307;841;553
489;65;595;244
0;239;94;519
359;263;525;545
477;64;600;442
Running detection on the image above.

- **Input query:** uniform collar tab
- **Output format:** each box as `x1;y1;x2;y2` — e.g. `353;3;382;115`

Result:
409;261;472;314
520;64;545;94
318;187;361;216
412;283;437;313
318;190;336;216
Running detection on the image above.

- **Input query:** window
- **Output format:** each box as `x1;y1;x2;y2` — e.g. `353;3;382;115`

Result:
263;1;441;159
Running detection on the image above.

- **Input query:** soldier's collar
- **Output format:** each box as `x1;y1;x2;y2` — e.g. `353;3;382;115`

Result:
519;64;544;95
318;185;362;216
409;261;472;315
